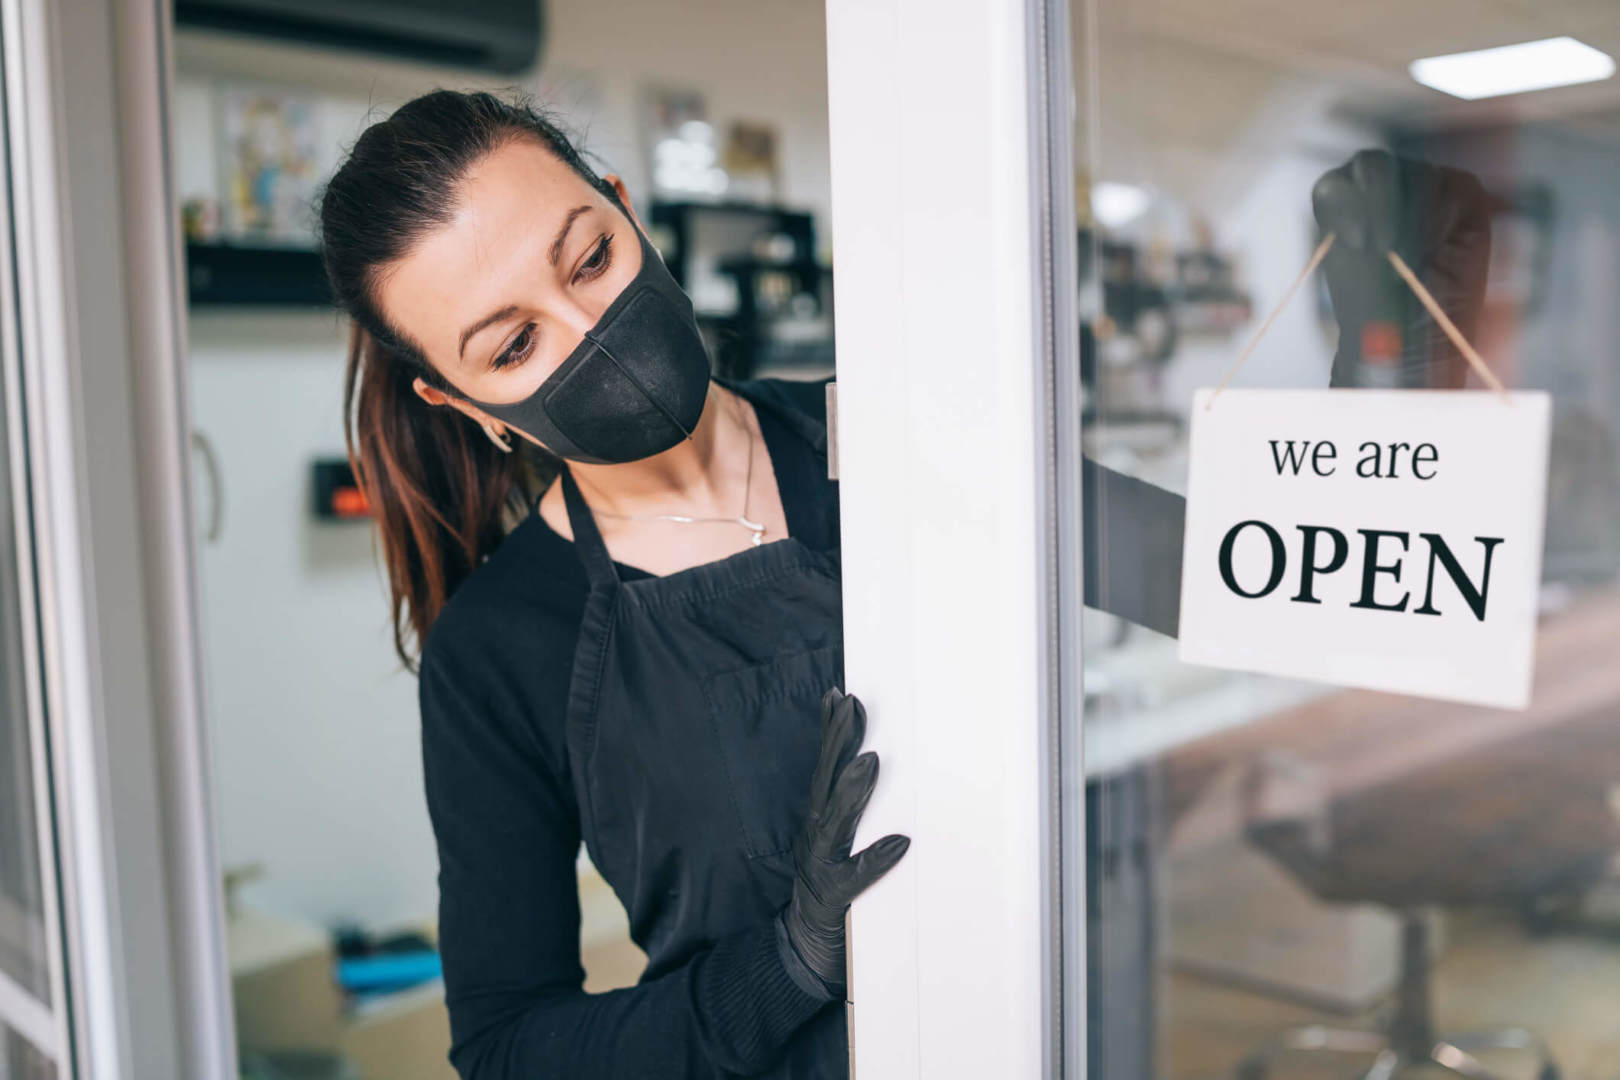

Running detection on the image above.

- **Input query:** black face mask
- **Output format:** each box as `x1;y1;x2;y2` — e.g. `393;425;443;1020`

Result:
465;220;712;465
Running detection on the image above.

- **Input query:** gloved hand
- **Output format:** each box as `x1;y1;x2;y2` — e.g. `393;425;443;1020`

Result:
774;687;910;1001
1311;149;1492;389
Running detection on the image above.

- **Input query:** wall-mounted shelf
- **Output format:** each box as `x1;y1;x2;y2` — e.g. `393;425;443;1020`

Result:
647;200;832;380
186;241;331;307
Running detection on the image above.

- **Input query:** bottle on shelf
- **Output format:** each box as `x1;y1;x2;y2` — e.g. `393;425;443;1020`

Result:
1357;320;1403;389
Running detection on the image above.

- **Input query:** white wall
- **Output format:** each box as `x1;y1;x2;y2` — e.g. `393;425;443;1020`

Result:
188;314;431;930
173;0;834;249
179;0;833;932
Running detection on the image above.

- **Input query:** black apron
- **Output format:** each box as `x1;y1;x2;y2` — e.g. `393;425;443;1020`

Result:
559;379;848;1078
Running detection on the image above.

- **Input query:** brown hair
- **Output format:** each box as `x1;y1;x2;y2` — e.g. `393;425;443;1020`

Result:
320;89;617;669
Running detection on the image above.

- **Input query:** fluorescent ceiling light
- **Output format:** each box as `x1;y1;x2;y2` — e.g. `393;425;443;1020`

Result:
1410;36;1615;100
1092;181;1150;229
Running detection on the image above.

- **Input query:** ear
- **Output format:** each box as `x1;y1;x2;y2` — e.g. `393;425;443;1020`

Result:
603;173;646;236
412;376;453;408
412;376;511;436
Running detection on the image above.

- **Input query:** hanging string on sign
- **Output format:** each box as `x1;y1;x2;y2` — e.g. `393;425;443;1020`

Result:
1384;249;1508;398
1209;232;1338;403
1205;231;1510;406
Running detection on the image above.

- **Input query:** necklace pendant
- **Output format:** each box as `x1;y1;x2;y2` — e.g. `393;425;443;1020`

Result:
737;514;766;546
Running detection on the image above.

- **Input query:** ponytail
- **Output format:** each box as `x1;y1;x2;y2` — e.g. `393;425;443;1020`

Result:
341;321;546;670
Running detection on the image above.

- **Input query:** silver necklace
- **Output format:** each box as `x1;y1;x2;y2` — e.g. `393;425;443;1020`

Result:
580;392;767;547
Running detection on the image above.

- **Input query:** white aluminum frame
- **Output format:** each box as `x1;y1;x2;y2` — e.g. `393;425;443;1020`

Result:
109;0;239;1073
1;0;126;1070
826;0;1082;1075
0;0;233;1075
0;47;70;1054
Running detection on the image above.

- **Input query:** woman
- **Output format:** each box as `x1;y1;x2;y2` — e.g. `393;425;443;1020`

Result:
319;89;906;1079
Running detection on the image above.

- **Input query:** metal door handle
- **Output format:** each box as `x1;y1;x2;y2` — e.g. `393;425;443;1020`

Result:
191;429;223;543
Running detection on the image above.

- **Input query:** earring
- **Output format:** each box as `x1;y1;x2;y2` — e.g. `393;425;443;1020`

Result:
481;420;514;454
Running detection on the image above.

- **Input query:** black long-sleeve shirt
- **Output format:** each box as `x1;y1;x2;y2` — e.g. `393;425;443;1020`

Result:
417;375;1189;1078
417;378;837;1079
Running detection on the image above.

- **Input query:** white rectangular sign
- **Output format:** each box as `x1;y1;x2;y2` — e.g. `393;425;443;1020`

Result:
1177;388;1551;709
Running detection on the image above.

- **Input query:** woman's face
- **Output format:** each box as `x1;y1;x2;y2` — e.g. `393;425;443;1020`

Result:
374;137;645;430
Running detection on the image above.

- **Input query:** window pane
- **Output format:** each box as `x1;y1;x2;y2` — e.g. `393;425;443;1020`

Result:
0;1020;56;1080
1072;2;1620;1078
173;6;837;1071
0;284;47;1003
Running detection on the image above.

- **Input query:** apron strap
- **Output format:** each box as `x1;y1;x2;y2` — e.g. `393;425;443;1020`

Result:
715;375;829;465
559;466;621;588
717;375;838;551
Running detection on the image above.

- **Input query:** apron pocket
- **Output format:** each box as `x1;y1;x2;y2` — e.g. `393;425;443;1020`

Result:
702;643;844;860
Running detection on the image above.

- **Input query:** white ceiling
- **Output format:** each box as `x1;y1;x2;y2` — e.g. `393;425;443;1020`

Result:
1107;0;1620;71
1074;0;1620;210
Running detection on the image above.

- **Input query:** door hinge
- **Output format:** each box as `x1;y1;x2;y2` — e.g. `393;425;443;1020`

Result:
826;380;839;481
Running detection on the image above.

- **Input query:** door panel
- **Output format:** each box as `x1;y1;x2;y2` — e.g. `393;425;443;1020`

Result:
0;8;67;1070
2;1020;58;1080
0;387;49;1006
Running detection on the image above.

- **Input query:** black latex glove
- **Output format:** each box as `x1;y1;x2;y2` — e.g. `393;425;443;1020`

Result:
774;687;910;1001
1311;148;1492;389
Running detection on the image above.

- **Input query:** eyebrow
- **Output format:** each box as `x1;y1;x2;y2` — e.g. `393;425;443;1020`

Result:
457;303;520;362
549;204;592;266
455;204;595;362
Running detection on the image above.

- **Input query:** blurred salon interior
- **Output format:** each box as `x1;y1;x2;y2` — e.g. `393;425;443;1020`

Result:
170;2;835;1077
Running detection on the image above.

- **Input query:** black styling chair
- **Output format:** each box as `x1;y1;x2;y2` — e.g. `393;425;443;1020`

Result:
1229;743;1617;1080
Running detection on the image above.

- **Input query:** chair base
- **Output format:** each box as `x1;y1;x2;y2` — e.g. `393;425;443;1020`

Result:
1234;1024;1559;1080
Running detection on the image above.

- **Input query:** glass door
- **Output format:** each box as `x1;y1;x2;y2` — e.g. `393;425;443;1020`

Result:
0;8;70;1074
1070;1;1620;1077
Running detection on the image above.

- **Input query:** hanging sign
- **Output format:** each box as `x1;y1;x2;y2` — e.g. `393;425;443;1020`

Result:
1177;388;1551;709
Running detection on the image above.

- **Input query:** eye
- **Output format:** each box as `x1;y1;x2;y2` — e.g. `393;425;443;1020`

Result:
491;323;537;371
573;233;614;284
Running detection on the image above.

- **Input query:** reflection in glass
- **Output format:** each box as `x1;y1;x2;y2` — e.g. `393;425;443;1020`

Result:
1;1020;57;1080
0;319;47;1002
1073;2;1620;1077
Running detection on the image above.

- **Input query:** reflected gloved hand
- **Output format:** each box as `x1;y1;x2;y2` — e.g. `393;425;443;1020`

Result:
774;687;910;1001
1311;148;1492;389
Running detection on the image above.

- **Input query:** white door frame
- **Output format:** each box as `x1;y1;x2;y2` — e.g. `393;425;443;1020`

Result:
1;0;234;1074
0;1;71;1063
826;0;1083;1075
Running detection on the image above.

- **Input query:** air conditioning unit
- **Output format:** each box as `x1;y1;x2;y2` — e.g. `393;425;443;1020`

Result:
174;0;544;75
